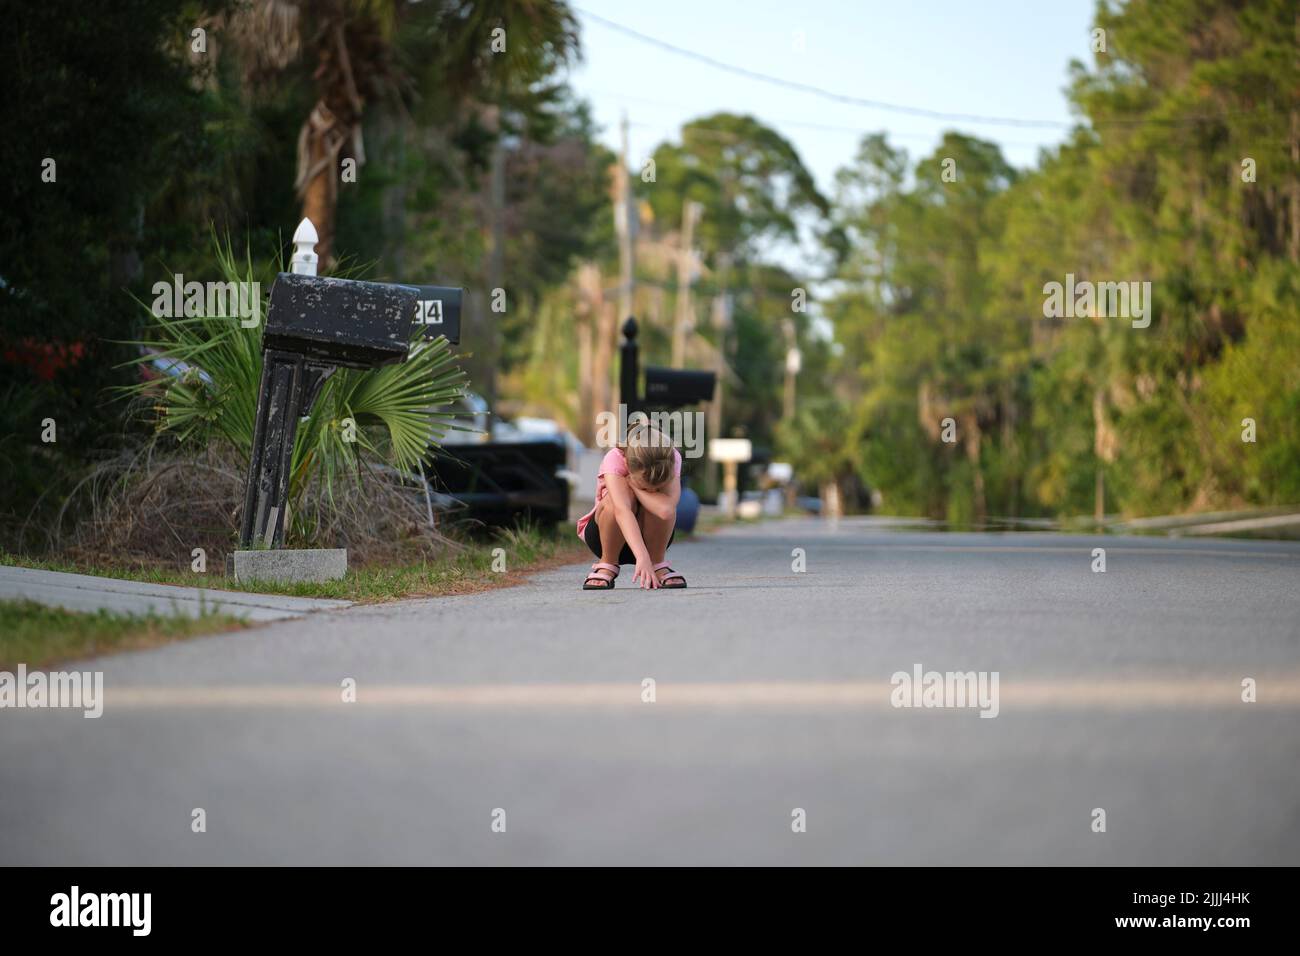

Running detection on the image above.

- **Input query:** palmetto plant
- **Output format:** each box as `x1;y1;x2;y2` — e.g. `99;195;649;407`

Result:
123;232;466;535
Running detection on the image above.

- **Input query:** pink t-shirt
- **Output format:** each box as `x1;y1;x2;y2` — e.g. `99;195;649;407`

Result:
576;446;683;538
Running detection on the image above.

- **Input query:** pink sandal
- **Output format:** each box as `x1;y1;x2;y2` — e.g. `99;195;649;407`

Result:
654;561;687;589
583;562;619;590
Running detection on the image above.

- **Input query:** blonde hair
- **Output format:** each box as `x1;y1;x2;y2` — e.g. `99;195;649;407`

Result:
622;423;676;488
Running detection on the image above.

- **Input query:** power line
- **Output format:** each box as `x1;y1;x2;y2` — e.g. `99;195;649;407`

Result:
626;118;1049;150
628;118;1297;153
575;8;1076;129
604;90;1058;149
576;7;1289;130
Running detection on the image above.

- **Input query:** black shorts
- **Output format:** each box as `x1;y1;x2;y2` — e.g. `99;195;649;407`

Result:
583;501;675;564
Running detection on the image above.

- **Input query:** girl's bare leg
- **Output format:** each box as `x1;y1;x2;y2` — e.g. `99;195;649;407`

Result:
594;497;628;566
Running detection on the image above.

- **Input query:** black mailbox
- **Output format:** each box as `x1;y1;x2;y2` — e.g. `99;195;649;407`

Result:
619;317;717;413
265;273;415;368
239;273;419;549
644;365;716;406
402;284;463;345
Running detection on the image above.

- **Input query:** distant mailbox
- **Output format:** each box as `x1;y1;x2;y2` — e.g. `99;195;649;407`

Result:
403;284;463;345
644;365;716;406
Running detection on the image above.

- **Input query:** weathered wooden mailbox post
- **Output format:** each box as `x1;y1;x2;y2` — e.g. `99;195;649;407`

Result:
238;272;417;550
232;219;461;582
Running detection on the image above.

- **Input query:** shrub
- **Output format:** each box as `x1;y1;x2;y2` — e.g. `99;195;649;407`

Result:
119;232;466;546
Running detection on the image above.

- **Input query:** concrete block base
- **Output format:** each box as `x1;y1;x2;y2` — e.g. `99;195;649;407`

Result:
230;548;348;584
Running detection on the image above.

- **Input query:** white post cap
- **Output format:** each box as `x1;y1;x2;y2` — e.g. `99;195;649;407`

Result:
290;218;319;276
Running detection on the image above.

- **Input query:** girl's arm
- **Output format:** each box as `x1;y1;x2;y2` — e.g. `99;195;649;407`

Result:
629;477;681;521
604;473;651;560
604;474;661;589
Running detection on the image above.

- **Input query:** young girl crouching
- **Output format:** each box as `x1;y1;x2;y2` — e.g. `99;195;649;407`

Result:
576;424;687;590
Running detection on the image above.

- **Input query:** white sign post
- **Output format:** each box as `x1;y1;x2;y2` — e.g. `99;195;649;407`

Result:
709;438;753;519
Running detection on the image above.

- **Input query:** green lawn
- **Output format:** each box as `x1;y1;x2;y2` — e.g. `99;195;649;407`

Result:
0;600;246;669
0;526;587;603
0;527;588;666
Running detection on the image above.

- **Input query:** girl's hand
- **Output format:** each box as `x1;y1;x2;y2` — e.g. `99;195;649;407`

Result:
633;555;662;589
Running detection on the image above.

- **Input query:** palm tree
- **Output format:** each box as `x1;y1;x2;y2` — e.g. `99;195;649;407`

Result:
214;0;579;265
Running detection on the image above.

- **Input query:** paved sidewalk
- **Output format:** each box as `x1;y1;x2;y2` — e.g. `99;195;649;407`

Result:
0;566;350;622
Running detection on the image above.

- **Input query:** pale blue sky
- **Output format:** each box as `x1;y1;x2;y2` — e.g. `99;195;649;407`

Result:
566;0;1098;194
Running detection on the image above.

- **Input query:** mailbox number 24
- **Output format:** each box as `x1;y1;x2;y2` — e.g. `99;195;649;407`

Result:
416;300;443;325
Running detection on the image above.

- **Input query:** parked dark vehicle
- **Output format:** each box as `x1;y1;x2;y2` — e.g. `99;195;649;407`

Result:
426;440;569;529
426;393;575;530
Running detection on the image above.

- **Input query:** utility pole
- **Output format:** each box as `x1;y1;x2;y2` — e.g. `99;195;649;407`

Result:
782;317;801;421
616;113;637;328
576;263;614;430
485;134;507;412
1095;467;1105;525
671;200;702;367
1093;387;1112;525
575;263;599;443
1291;11;1299;263
707;252;731;495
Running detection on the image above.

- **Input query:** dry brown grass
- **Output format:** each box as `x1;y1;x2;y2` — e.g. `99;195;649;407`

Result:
49;441;463;572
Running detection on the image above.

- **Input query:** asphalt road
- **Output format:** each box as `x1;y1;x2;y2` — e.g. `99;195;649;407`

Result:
2;518;1298;865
